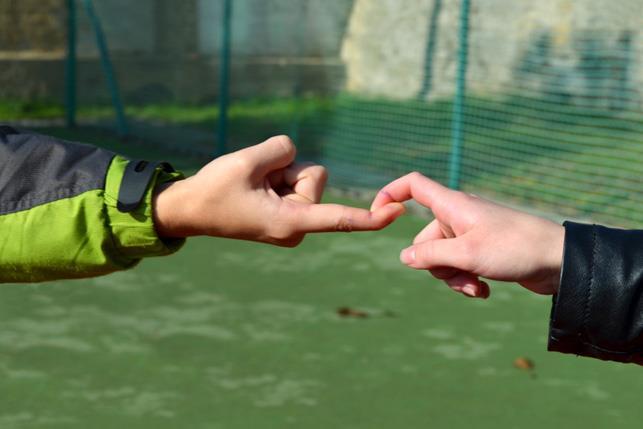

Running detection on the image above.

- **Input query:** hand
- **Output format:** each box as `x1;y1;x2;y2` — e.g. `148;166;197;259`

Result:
371;172;565;298
153;136;405;246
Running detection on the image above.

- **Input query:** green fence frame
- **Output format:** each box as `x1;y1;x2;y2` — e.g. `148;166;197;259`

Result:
65;0;77;128
65;0;130;138
82;0;128;138
448;0;471;190
216;0;233;156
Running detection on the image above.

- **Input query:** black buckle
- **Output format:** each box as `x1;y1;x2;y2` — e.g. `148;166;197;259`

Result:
117;160;174;213
0;125;18;142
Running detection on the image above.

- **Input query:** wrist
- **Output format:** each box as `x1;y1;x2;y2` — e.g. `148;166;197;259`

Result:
153;179;196;238
545;222;565;293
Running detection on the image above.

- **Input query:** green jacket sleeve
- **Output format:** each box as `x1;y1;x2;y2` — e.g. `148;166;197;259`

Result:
0;125;185;283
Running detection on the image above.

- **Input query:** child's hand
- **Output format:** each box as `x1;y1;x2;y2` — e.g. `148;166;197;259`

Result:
371;173;564;298
153;136;405;246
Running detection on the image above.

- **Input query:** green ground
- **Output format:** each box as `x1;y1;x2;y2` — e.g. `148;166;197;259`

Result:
1;208;641;428
0;128;641;428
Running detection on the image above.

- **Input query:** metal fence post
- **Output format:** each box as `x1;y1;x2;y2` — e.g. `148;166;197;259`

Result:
448;0;470;190
288;1;307;145
82;0;128;138
65;0;77;128
418;0;442;100
216;0;233;156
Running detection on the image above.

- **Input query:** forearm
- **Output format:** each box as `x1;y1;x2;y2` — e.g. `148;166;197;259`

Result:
0;126;184;283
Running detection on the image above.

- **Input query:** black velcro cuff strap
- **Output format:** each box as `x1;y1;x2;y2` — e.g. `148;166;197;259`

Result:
0;125;18;136
0;125;18;142
117;160;175;213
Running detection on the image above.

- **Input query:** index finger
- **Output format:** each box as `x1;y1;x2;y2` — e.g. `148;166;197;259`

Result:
370;172;453;214
293;202;406;233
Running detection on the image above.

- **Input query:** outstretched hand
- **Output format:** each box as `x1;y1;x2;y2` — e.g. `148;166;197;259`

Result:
153;136;405;246
371;172;564;298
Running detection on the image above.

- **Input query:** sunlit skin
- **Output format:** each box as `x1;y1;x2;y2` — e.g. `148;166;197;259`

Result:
153;135;406;247
371;172;565;299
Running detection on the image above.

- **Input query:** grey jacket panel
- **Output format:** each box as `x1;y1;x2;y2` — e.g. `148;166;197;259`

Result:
0;126;115;215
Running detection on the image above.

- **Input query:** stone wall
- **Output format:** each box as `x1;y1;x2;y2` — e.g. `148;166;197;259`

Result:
0;0;350;103
0;0;65;52
341;0;643;105
197;0;354;57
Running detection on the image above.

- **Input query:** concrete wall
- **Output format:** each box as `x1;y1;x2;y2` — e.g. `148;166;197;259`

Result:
0;0;65;52
76;0;156;55
0;0;350;103
342;0;643;104
198;0;353;57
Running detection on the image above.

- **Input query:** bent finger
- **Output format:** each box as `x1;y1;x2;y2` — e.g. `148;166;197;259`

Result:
444;273;490;299
428;267;459;280
370;172;453;216
413;219;445;245
284;162;328;204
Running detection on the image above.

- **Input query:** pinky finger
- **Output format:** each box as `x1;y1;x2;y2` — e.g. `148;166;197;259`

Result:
443;273;491;299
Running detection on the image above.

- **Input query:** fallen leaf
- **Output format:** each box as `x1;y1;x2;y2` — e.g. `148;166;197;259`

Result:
337;307;369;318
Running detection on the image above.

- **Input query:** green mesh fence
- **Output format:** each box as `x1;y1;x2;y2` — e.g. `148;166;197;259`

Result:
2;0;642;226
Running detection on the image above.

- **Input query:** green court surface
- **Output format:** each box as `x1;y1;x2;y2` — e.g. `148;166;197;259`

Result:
0;203;641;428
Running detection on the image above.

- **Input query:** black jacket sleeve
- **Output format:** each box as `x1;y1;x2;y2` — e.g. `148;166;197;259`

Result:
548;221;643;364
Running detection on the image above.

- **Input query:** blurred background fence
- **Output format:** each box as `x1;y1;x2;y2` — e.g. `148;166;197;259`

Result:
1;0;642;226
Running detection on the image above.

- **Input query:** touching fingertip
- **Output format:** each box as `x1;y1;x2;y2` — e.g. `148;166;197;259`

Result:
390;202;406;215
370;190;393;211
371;203;405;229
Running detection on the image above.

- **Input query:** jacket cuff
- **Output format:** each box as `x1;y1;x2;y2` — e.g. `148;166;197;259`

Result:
548;221;643;364
104;156;186;259
548;221;593;356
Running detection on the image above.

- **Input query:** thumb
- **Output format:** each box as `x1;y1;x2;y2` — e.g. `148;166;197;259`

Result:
238;135;297;176
400;237;474;272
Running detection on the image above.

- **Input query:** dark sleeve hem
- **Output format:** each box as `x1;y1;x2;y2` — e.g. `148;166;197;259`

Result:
548;221;594;352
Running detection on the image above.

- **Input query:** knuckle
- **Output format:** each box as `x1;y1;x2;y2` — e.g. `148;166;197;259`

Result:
439;189;469;214
313;165;329;182
273;135;295;154
415;243;431;264
268;223;295;241
459;239;478;269
407;171;423;181
231;154;253;172
335;208;354;233
452;191;471;206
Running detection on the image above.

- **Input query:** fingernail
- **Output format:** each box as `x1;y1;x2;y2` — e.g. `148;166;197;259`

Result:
462;286;477;297
400;247;415;265
392;202;406;215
